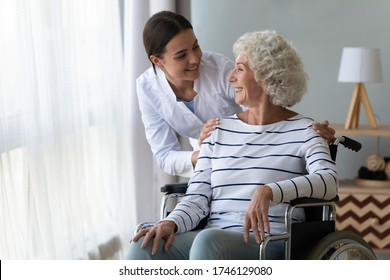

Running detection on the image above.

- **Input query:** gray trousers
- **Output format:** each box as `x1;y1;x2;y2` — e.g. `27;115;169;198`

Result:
125;228;284;260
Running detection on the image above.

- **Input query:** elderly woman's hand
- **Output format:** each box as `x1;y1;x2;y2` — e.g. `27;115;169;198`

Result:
313;120;336;144
198;118;220;147
244;185;273;244
131;220;176;255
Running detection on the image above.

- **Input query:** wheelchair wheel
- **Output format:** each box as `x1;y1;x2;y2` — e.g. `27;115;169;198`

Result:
307;231;377;260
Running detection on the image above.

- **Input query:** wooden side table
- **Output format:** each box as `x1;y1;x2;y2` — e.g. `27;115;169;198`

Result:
336;180;390;251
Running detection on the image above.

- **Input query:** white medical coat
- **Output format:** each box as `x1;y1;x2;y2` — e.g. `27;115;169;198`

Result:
136;51;242;177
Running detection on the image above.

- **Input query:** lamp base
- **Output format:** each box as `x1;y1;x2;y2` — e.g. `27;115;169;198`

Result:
344;83;377;130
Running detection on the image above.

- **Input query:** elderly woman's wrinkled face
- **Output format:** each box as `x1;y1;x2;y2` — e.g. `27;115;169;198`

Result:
228;54;264;107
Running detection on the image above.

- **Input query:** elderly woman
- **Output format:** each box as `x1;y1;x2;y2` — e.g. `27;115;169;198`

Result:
127;30;338;260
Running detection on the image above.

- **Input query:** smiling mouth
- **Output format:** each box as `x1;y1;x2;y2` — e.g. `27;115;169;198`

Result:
186;65;199;71
235;87;243;93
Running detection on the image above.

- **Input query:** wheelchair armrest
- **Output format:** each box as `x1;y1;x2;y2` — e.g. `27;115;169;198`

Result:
161;182;188;194
290;195;339;206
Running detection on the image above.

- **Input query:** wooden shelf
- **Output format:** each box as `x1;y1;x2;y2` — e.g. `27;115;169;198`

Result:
333;124;390;137
340;179;390;195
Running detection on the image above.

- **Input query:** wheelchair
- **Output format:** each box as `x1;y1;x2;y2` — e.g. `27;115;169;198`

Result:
141;136;377;260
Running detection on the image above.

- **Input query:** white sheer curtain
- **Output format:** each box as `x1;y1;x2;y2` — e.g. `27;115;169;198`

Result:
0;0;136;259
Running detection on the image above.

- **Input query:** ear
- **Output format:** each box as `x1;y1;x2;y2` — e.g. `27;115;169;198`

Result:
150;55;162;67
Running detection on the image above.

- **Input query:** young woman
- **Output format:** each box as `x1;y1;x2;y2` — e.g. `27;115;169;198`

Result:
137;11;335;178
127;30;338;260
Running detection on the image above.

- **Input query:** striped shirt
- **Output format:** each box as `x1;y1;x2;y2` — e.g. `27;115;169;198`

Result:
165;114;338;235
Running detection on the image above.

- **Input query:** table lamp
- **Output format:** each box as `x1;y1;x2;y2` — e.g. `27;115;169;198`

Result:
338;47;383;129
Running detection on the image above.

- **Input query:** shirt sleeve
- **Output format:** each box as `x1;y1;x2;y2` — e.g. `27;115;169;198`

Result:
137;79;194;177
267;128;338;204
163;137;213;233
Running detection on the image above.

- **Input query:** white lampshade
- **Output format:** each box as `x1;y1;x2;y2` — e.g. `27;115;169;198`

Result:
338;47;383;83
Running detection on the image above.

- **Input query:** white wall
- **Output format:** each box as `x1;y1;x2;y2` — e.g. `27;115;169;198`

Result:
191;0;390;179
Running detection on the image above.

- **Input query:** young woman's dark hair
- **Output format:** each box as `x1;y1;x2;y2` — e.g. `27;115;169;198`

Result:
143;11;193;73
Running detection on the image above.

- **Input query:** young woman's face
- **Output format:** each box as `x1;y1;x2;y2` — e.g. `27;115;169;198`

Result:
228;54;264;107
151;29;202;85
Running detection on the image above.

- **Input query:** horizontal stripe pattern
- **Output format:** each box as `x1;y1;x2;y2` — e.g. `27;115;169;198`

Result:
165;114;338;234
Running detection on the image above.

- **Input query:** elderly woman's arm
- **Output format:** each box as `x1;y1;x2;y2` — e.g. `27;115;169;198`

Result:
244;133;338;244
267;137;338;203
163;141;214;234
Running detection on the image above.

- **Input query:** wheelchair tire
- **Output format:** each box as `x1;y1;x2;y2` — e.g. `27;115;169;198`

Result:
307;231;377;260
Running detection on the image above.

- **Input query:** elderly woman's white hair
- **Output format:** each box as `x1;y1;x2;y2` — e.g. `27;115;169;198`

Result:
232;30;308;107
